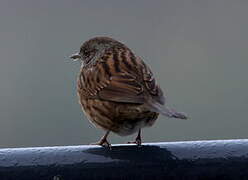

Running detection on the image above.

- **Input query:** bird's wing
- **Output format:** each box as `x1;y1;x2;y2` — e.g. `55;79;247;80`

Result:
97;72;145;103
78;48;164;104
137;56;165;105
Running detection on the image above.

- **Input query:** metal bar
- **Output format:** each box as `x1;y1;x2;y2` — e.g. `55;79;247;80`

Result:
0;139;248;180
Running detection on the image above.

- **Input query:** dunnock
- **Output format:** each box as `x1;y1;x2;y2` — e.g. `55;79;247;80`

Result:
70;37;187;147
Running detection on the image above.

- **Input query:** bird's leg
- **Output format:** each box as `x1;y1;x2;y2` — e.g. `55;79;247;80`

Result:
91;131;111;148
128;128;142;146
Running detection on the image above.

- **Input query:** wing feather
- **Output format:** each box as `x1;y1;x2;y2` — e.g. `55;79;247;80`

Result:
78;48;165;105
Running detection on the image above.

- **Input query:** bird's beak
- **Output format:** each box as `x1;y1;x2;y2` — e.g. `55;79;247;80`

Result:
70;53;81;61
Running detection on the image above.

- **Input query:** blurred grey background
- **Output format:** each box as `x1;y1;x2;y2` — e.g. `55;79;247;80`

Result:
0;0;247;148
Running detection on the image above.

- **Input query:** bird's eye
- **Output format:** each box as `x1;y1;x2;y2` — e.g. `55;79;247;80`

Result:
84;50;90;57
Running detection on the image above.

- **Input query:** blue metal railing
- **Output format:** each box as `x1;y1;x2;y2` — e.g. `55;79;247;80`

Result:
1;139;248;180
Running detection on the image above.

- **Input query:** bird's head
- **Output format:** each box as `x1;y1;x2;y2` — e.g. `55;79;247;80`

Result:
70;37;124;65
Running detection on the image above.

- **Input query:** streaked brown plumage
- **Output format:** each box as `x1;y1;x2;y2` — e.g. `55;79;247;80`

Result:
70;37;187;147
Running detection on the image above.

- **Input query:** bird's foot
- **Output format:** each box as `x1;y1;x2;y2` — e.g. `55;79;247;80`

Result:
90;131;111;148
127;138;142;146
90;139;111;148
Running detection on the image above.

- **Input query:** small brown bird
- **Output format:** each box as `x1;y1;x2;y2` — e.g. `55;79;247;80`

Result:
70;37;187;147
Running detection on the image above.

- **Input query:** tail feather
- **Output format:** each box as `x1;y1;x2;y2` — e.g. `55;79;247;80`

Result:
146;99;188;120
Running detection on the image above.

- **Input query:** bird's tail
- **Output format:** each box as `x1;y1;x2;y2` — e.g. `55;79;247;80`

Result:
146;99;188;120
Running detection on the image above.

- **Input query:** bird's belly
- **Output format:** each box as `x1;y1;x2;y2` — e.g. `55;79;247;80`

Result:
113;104;159;136
78;96;159;136
116;120;150;136
78;98;117;130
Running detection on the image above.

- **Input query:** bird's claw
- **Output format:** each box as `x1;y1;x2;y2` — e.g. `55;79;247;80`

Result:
127;139;142;146
90;140;111;148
